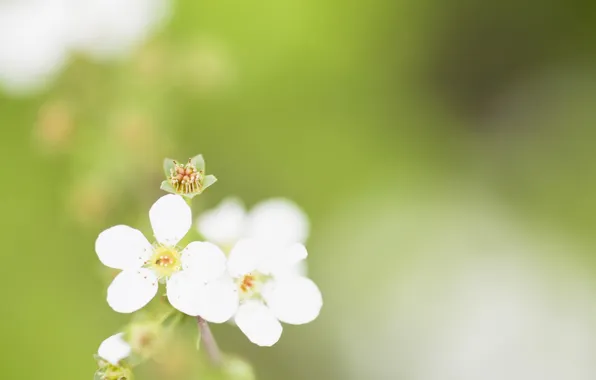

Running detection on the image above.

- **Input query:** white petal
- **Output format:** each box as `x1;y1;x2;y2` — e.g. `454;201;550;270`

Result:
235;300;282;346
196;197;246;246
98;333;131;365
149;194;191;246
259;243;308;277
288;260;308;277
264;277;322;325
95;225;152;270
68;0;170;60
166;271;204;316
107;269;158;313
180;241;227;283
196;275;239;323
0;1;68;94
227;239;272;277
245;198;309;245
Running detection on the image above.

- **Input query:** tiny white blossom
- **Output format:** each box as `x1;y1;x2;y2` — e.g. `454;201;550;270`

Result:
200;239;323;346
95;194;230;318
98;333;131;365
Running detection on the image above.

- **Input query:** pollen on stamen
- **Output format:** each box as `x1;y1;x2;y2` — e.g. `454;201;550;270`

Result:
155;255;174;267
147;245;181;278
168;159;204;195
239;274;255;293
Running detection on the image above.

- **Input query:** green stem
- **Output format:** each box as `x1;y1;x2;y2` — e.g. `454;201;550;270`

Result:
157;308;177;325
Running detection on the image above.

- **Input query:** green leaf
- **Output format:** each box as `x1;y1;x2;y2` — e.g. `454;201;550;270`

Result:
191;154;205;171
163;158;176;177
202;175;217;190
160;180;176;194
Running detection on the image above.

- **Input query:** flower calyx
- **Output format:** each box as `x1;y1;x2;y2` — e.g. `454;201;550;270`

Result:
161;154;217;199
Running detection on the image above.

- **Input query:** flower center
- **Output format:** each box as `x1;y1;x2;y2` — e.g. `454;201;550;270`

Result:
168;159;203;194
236;272;269;301
147;245;181;278
239;274;255;293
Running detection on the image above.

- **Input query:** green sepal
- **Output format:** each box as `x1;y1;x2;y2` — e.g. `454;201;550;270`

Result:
94;354;108;369
182;191;201;200
94;370;104;380
202;175;217;190
160;180;176;194
190;154;205;171
163;158;176;177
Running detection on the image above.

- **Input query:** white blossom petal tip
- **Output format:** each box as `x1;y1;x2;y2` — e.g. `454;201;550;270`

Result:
265;277;322;325
107;269;158;313
259;243;309;276
196;275;239;323
149;194;192;245
98;333;131;365
166;271;204;316
181;241;227;283
245;198;309;245
227;239;272;277
196;197;246;245
95;225;152;270
235;300;283;346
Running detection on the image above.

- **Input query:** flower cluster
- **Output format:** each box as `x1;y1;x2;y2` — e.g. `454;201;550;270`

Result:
195;198;320;345
94;155;322;377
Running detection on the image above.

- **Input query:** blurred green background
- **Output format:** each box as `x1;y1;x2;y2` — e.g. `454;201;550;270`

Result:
2;0;596;379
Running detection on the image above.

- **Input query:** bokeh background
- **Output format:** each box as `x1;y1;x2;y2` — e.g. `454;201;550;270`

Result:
2;0;596;379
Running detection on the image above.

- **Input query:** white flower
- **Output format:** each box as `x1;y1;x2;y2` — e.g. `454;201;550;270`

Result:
95;194;230;318
197;197;320;345
197;197;309;247
98;333;131;365
200;239;323;346
0;0;169;95
67;0;169;60
0;0;69;94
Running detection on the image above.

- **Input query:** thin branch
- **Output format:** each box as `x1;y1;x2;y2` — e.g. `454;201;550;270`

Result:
197;316;222;366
